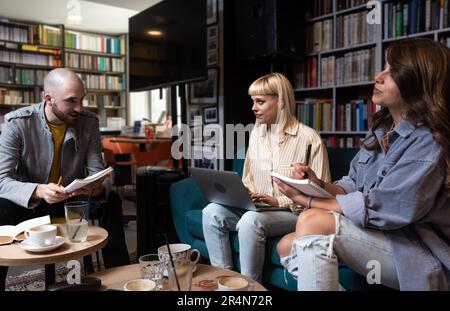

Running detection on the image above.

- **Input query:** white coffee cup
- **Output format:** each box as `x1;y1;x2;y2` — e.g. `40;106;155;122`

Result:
24;225;57;247
123;279;156;291
217;276;251;291
157;243;200;266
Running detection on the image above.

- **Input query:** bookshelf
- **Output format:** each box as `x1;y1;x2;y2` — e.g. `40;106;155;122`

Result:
0;17;63;112
0;17;127;127
65;29;127;127
295;0;450;148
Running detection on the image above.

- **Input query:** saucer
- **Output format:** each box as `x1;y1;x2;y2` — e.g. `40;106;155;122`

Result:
20;236;65;253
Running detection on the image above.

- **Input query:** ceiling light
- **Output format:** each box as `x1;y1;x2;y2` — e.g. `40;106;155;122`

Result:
147;30;163;36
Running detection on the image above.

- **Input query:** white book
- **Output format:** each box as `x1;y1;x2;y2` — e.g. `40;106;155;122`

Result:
271;172;334;199
63;167;113;193
0;215;50;239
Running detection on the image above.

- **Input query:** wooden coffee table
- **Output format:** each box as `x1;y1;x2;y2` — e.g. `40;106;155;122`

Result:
0;224;108;290
88;263;267;291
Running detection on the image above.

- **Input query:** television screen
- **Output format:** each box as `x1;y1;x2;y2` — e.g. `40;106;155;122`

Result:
129;0;207;91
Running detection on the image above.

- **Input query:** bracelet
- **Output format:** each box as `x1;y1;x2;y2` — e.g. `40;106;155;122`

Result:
306;196;313;210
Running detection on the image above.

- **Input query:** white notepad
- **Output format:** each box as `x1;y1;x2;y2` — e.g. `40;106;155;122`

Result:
271;172;334;199
63;167;113;193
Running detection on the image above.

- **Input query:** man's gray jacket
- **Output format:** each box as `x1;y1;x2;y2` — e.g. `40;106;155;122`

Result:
0;102;105;208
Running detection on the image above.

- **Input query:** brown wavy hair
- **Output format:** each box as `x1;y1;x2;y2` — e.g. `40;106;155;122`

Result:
364;38;450;192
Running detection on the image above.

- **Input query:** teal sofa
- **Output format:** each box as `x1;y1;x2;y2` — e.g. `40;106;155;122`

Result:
169;148;389;290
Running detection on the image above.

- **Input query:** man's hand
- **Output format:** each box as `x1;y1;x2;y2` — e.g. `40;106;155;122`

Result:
250;193;279;207
67;176;108;198
34;183;70;204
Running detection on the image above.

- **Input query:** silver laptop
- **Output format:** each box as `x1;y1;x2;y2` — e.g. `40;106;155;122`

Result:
190;167;290;212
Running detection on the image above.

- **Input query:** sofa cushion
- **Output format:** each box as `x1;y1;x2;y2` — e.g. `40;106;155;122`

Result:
186;210;204;240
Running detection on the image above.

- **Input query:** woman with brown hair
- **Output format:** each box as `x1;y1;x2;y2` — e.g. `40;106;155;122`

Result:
274;38;450;290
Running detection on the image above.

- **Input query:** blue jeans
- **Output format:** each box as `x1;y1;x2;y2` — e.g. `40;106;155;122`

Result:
202;203;298;282
281;212;400;291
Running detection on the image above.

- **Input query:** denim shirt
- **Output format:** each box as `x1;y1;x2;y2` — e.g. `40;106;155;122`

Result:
335;119;450;290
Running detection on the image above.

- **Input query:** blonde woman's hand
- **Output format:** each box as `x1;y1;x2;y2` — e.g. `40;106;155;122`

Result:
250;193;279;207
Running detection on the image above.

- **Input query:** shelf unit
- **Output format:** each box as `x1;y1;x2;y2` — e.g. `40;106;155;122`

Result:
0;17;63;109
0;17;128;127
65;28;127;127
295;0;450;148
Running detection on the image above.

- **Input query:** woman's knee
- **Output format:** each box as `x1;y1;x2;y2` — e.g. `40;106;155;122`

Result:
295;208;336;237
202;203;226;223
237;211;265;236
277;232;296;258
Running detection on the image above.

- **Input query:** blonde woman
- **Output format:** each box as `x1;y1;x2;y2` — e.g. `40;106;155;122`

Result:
202;73;331;282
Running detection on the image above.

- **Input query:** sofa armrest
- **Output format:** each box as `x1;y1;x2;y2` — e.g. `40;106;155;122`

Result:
170;177;210;245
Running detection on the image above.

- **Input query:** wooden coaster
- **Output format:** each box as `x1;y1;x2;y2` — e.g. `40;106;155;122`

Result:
14;233;25;242
0;236;14;245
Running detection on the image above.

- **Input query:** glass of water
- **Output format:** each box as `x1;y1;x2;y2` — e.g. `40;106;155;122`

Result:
64;201;89;243
139;254;165;291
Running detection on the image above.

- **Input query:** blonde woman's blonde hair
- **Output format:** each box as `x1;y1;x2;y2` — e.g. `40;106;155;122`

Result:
248;72;296;131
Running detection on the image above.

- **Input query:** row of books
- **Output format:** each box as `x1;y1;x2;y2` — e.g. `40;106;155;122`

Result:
0;50;61;67
82;94;122;108
323;48;375;86
0;22;62;47
296;48;375;88
322;136;363;148
65;53;125;72
15;69;48;86
306;0;333;19
296;99;333;131
335;99;377;132
306;20;333;53
296;98;377;132
77;74;125;91
336;0;367;11
384;0;450;39
336;11;377;48
0;88;35;105
65;31;125;55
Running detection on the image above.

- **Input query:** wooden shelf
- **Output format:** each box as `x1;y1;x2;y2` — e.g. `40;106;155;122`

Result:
0;61;56;70
65;48;124;58
86;89;125;93
67;67;124;76
0;82;42;89
0;39;63;51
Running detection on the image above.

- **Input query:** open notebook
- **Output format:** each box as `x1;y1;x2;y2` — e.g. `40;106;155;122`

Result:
0;215;50;243
271;172;334;199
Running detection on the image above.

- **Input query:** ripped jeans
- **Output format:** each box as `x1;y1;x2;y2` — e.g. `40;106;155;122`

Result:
280;212;400;291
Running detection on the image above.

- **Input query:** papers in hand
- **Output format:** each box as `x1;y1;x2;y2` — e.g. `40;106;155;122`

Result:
0;215;50;239
271;172;334;199
63;167;113;193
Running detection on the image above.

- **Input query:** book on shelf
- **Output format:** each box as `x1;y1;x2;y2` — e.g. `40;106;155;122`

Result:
322;135;363;148
336;11;376;48
383;0;450;39
306;0;333;20
65;30;125;55
296;98;334;131
336;0;367;11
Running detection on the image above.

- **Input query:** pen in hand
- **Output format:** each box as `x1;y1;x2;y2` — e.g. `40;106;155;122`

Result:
57;176;62;187
303;144;312;179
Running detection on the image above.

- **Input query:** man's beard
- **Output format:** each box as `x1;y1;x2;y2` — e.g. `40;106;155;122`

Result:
52;105;80;125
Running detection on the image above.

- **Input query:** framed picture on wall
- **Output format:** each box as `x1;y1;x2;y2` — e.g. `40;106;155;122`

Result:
190;68;218;104
203;106;218;123
207;0;218;25
189;107;202;126
207;25;219;66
